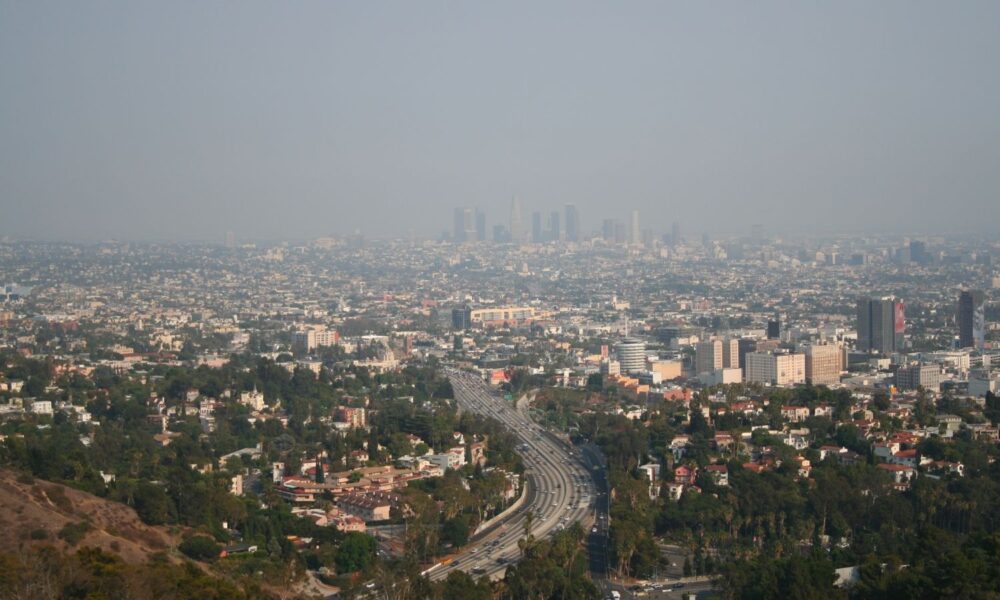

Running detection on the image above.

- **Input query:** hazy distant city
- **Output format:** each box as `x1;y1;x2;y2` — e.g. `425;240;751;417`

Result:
3;2;1000;600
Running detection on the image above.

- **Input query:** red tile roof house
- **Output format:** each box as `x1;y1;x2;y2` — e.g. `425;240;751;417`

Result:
888;448;919;468
877;464;916;490
674;464;698;485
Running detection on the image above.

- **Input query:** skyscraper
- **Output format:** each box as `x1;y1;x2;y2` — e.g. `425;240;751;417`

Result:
602;219;615;241
548;211;560;241
695;340;723;375
453;207;473;242
767;319;781;340
565;204;580;242
671;221;680;247
910;240;929;265
629;210;641;245
509;196;525;243
958;289;986;349
531;211;543;243
475;208;486;242
856;296;905;354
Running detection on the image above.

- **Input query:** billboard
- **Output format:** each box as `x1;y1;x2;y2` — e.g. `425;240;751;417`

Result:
894;302;906;334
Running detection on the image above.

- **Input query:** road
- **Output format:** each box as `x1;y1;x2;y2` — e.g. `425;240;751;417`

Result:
607;578;717;599
426;369;600;582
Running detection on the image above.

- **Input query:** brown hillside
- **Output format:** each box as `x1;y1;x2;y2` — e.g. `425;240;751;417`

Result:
0;469;180;563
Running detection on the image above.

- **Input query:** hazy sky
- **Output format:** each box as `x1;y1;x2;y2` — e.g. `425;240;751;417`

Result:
2;2;999;242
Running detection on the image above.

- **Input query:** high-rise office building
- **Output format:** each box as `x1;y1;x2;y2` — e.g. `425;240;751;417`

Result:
453;207;473;242
509;195;525;243
629;210;641;245
767;319;781;340
531;211;543;243
909;240;929;265
804;343;843;386
224;231;236;249
614;222;627;244
745;352;805;386
671;221;680;247
697;338;738;375
696;340;723;375
565;204;580;242
548;211;560;241
737;338;757;369
894;363;943;391
958;289;986;349
492;225;509;243
475;208;486;242
602;219;616;241
615;338;646;373
856;296;905;354
451;305;472;330
722;338;740;369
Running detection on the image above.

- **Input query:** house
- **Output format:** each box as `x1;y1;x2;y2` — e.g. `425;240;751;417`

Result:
889;449;919;468
813;404;833;418
332;514;367;533
638;463;661;500
469;440;487;467
337;492;400;522
674;464;698;486
219;543;258;558
29;400;53;415
713;433;735;453
936;415;962;434
794;456;811;479
669;435;690;460
664;482;685;501
873;442;901;462
780;406;810;423
239;388;265;411
967;424;999;443
277;479;318;504
427;446;467;471
837;450;864;466
878;464;916;490
926;461;965;478
705;464;729;486
783;430;810;451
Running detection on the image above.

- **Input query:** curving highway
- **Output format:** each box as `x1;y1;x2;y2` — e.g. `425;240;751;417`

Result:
426;368;599;582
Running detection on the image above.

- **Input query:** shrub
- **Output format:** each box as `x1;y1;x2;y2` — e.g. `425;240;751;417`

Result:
58;521;91;546
179;535;221;561
46;485;73;513
30;528;49;540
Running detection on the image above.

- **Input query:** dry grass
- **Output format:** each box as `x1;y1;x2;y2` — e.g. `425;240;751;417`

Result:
0;469;181;564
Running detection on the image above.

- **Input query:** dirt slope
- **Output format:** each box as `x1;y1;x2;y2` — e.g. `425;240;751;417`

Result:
0;469;179;563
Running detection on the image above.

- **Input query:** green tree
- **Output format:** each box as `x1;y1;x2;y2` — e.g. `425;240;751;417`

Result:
335;532;376;574
179;535;221;561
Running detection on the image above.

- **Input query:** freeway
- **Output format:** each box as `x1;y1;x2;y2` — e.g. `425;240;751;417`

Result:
427;368;599;582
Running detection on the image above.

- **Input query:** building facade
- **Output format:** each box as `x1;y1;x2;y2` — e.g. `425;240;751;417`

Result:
615;338;646;373
856;296;905;354
958;289;986;349
805;343;843;386
745;352;806;386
